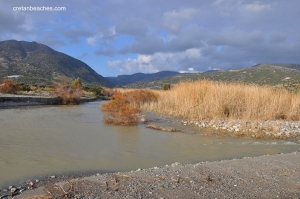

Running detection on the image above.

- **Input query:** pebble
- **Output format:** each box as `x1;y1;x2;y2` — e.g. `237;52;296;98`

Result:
50;175;56;179
19;188;26;193
171;162;180;167
10;188;17;193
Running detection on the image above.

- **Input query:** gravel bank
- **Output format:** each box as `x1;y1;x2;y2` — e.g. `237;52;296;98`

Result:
180;119;300;140
143;111;300;140
7;152;299;199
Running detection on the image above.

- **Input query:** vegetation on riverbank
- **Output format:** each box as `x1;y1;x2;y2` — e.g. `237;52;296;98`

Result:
136;80;300;139
52;78;84;104
141;80;300;121
101;89;158;125
0;79;19;94
100;79;300;139
1;78;109;105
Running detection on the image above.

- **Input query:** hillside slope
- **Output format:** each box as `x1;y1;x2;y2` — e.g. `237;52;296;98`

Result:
105;71;179;87
124;64;300;89
0;40;108;86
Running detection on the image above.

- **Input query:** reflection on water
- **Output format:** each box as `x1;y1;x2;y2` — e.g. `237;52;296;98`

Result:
0;101;299;188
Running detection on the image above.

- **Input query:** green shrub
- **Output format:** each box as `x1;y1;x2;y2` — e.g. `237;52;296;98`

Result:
72;78;82;88
18;84;31;91
283;79;300;94
83;86;105;97
162;83;171;90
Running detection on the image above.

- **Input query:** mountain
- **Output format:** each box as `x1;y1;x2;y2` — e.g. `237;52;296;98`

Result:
0;40;108;86
123;64;300;89
105;71;179;87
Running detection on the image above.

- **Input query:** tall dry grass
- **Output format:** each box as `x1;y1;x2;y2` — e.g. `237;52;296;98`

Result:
141;80;300;121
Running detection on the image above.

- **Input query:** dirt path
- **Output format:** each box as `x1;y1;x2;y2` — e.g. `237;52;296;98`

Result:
15;152;300;199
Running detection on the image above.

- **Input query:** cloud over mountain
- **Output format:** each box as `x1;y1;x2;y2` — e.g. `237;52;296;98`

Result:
1;0;299;76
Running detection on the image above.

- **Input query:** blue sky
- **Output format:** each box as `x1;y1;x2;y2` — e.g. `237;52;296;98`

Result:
1;0;300;76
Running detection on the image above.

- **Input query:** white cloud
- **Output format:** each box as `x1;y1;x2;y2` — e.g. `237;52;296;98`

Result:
179;67;199;73
87;37;97;46
109;26;116;36
244;2;271;12
108;48;202;74
1;0;300;76
86;33;104;46
162;8;198;32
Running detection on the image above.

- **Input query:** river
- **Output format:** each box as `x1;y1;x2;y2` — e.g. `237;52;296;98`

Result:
0;101;299;188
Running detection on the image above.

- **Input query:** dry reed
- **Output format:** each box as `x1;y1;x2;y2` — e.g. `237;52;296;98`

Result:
141;80;300;121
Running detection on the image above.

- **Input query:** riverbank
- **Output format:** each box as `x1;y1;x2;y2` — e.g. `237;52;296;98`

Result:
139;80;300;140
8;152;299;199
0;93;97;107
143;111;300;143
179;118;300;140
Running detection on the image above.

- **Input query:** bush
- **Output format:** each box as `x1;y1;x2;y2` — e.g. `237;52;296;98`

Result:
283;79;300;94
52;78;84;105
18;84;31;91
101;89;158;126
83;86;106;97
101;91;126;112
162;83;171;90
104;104;141;126
0;79;19;94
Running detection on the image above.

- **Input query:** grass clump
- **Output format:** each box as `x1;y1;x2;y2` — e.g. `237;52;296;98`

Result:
101;89;158;126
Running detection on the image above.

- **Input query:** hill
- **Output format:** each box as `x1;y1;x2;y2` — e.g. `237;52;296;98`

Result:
0;40;108;86
105;71;179;87
123;64;300;89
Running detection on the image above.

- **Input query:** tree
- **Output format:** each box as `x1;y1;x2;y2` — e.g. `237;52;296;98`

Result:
52;78;84;104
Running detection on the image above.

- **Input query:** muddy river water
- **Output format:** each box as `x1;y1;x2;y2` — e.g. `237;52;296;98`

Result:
0;101;299;188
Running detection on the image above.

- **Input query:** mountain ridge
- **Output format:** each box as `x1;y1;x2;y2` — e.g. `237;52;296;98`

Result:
123;63;300;89
0;40;108;86
106;71;179;87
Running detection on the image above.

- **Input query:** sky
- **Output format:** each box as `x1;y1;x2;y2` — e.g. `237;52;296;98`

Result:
0;0;300;77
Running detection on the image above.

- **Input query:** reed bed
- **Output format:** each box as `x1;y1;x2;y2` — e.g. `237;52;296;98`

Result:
141;80;300;121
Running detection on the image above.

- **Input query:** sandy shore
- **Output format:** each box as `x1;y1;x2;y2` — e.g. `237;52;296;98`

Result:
10;152;299;199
